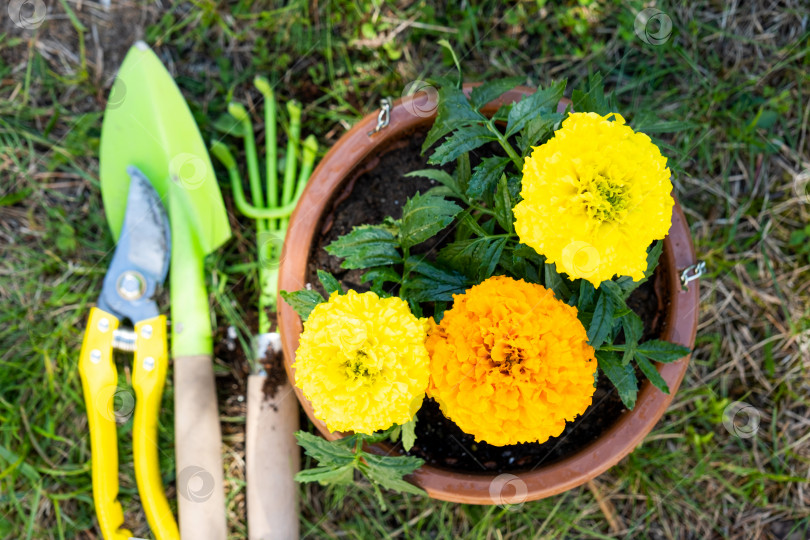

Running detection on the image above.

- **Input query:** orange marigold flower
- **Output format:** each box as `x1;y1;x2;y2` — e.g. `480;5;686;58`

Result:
426;276;597;446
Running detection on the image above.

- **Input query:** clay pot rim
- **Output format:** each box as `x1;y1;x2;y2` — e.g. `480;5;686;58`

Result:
278;85;699;505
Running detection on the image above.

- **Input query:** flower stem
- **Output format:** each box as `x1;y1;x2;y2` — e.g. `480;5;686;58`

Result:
487;119;523;170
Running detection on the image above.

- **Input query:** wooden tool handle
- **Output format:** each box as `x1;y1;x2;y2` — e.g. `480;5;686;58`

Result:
246;375;301;540
173;354;227;540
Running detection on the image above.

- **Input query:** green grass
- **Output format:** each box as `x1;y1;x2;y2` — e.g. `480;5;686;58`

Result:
2;0;810;538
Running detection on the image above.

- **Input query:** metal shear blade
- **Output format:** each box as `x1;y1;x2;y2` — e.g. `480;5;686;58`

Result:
97;166;170;323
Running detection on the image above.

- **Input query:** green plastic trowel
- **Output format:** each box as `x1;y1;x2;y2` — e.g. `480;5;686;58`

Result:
99;41;230;539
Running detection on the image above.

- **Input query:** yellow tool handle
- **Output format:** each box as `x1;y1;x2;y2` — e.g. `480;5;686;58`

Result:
78;307;132;540
132;315;180;540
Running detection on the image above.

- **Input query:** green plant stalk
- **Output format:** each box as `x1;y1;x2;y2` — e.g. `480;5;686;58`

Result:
282;101;302;206
486;119;523;170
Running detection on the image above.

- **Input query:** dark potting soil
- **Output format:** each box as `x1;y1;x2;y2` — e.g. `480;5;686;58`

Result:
304;130;670;473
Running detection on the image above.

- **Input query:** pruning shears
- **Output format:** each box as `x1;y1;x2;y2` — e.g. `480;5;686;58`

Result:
78;166;179;540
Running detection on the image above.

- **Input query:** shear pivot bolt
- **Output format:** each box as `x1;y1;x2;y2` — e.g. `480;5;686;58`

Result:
141;325;153;339
117;270;146;301
90;349;102;364
97;318;110;333
143;356;155;371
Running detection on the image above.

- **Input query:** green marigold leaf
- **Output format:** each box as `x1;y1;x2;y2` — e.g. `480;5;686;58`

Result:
280;289;324;321
294;431;355;465
360;267;401;295
587;290;614;349
362;454;426;497
494;174;514;233
401;258;470;303
467;156;510;200
572;72;615;116
469;76;526;110
596;351;638;409
295;463;355;485
438;236;507;281
518;111;564;155
635;354;670;394
316;270;343;296
544;262;571;299
621;311;644;365
399;193;462;249
636;340;691;363
325;225;401;269
427;124;496;166
405;169;464;199
422;85;484;153
505;79;566;137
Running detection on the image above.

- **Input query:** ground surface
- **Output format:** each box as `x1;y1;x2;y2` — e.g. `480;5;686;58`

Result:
1;1;809;539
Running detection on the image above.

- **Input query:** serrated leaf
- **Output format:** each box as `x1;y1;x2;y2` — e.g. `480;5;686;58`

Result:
587;291;614;349
399;193;462;249
505;79;566;137
317;270;343;296
405;169;463;198
544;263;571;299
467;156;510;201
361;267;401;295
362;455;426;497
401;257;470;303
401;417;417;452
600;279;625;306
596;351;638;409
578;280;596;310
494;174;514;232
438;237;507;281
571;72;614;115
456;152;471;195
635;340;691;363
621;311;644;365
422;85;484;152
498;251;540;283
469;76;526;110
326;225;401;269
295;431;355;466
295;463;355;485
457;211;490;238
280;289;325;321
518;111;564;154
635;354;670;394
427;124;496;166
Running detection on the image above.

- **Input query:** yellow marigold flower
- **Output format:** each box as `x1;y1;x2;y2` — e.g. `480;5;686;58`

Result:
293;290;430;435
426;276;597;446
514;111;674;287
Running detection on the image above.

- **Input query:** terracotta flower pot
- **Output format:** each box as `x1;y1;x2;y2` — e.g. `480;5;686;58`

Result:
278;85;699;504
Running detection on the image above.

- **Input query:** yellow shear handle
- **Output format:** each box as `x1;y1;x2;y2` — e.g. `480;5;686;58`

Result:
132;315;180;540
78;307;132;540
